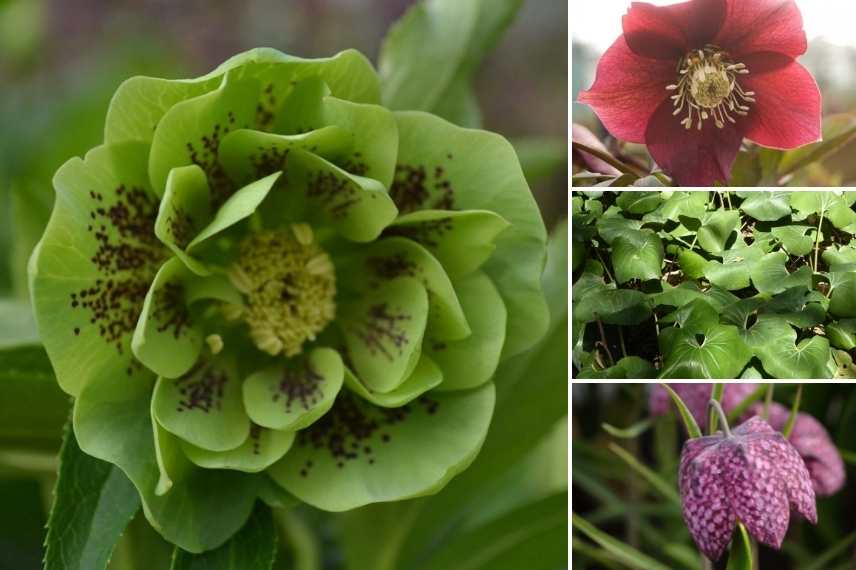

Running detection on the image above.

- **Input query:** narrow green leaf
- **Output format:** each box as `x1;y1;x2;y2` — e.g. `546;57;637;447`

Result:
725;523;753;570
601;418;653;439
44;422;140;570
170;502;277;570
782;384;802;438
607;442;680;504
659;384;701;438
571;513;672;570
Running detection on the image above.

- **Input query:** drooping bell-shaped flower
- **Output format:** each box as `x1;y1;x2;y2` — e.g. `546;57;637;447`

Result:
680;411;817;561
752;402;846;497
28;48;548;552
579;0;821;186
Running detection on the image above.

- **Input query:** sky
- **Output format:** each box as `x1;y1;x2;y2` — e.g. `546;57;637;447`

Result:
572;0;856;51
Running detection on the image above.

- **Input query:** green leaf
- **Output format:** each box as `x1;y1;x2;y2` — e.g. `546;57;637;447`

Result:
418;492;567;570
0;345;69;447
749;252;812;295
678;249;707;280
826;319;856;350
749;319;832;379
574;289;651;326
571;513;672;570
595;214;643;245
170;502;277;570
737;190;791;221
44;422;140;570
695;210;739;254
658;384;701;439
829;272;856;317
611;230;663;284
576;356;657;379
616;191;661;214
770;225;817;256
659;325;752;379
380;0;521;126
725;523;753;570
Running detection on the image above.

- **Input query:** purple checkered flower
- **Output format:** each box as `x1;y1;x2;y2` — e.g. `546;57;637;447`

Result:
750;403;846;497
679;415;817;561
649;383;758;428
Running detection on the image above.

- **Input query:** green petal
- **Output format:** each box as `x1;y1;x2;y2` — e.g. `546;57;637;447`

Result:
73;367;258;553
153;358;250;451
285;148;398;242
187;171;282;248
274;76;329;133
385;209;509;278
148;73;260;198
322;97;399;187
343;354;442;407
267;382;495;511
428;271;506;391
218;126;349;186
29;142;165;396
337;236;470;341
182;425;295;473
132;258;203;379
242;347;344;431
154;164;212;275
151;402;192;496
341;277;428;393
391;111;547;357
105;48;381;145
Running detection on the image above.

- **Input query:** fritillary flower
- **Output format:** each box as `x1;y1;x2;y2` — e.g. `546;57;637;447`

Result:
680;410;817;561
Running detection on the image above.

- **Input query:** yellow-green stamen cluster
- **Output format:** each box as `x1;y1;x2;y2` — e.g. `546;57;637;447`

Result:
228;225;336;356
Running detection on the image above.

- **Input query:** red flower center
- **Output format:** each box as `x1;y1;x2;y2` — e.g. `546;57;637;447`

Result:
667;46;756;130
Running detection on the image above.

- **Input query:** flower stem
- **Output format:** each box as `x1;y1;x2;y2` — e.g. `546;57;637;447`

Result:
763;384;774;420
275;510;321;570
813;211;825;272
618;327;627;358
707;400;732;437
571;141;649;178
596;319;615;367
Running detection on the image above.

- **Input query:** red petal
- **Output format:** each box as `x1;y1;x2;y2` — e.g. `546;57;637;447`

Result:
715;0;807;59
741;53;821;149
623;0;725;59
578;36;674;144
644;98;747;186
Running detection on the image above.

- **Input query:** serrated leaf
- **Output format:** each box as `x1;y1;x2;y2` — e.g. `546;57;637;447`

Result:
170;502;277;570
44;422;140;570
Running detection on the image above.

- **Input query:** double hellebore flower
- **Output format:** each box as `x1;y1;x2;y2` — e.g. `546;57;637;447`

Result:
680;405;817;561
579;0;821;186
29;49;548;552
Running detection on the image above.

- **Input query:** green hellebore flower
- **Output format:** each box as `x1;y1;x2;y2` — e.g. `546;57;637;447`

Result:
29;48;548;552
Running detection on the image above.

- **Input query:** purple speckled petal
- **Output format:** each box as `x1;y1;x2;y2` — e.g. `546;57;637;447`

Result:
722;433;791;549
679;437;737;561
679;415;819;561
750;403;845;497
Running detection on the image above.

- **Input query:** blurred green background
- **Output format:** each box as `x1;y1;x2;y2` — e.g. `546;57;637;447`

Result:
0;0;569;300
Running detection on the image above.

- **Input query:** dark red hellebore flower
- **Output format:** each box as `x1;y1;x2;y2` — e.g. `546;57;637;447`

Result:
579;0;821;186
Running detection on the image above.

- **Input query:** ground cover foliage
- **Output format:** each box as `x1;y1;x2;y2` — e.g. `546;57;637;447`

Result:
572;190;856;379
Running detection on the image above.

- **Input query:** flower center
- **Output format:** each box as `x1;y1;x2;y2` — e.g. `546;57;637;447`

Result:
228;225;336;357
666;46;755;130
